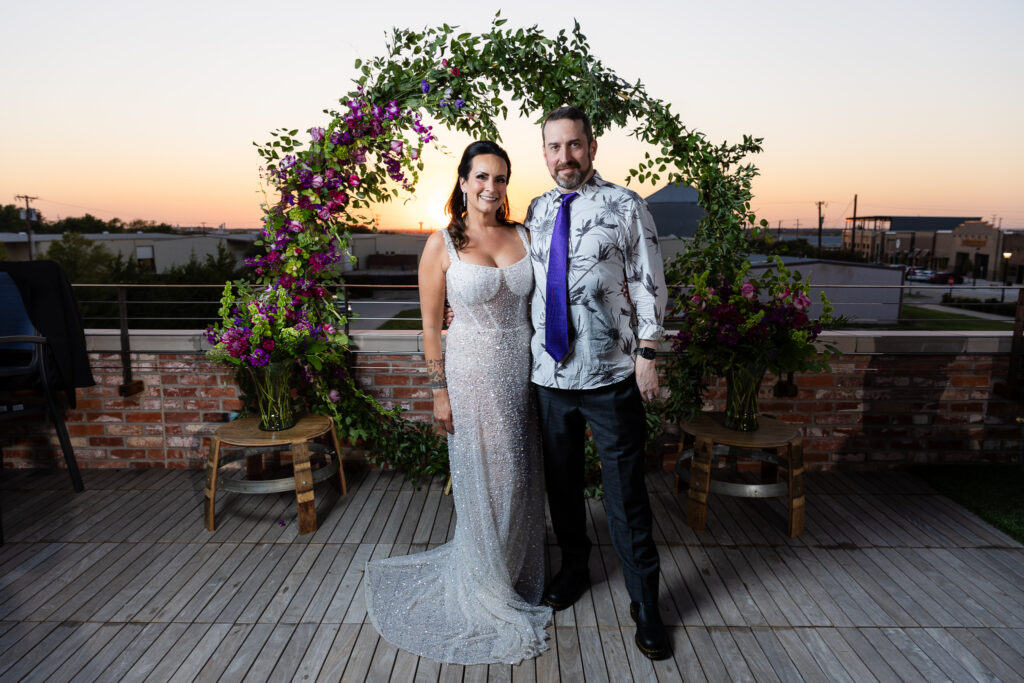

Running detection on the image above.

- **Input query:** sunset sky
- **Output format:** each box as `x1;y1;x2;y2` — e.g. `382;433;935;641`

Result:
3;0;1022;232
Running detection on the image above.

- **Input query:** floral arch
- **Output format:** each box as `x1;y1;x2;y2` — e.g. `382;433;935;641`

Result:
209;15;765;482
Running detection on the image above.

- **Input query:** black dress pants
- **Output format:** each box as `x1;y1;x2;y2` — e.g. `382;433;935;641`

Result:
535;375;660;604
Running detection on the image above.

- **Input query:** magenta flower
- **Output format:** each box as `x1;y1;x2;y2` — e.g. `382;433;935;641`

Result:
794;293;812;310
451;67;460;77
309;127;325;142
328;389;341;402
740;282;756;299
332;190;348;203
348;174;361;187
311;174;324;189
318;207;331;221
390;140;403;155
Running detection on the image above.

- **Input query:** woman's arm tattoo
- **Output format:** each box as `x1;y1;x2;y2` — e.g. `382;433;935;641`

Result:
427;358;446;390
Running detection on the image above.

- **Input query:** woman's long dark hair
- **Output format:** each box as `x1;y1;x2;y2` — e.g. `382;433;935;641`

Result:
445;140;514;251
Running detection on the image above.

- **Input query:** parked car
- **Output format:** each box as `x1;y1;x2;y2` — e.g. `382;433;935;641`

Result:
928;271;964;284
907;268;935;282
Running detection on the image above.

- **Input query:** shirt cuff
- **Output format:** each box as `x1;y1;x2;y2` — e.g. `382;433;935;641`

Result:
638;323;664;341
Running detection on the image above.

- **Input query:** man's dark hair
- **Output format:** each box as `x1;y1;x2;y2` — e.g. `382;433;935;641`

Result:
542;106;594;144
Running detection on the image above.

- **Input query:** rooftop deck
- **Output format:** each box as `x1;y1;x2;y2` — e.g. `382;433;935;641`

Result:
1;466;1022;682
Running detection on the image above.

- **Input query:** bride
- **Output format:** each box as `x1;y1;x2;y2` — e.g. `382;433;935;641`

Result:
363;140;551;664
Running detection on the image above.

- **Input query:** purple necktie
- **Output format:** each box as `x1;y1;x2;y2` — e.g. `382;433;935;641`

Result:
545;192;578;362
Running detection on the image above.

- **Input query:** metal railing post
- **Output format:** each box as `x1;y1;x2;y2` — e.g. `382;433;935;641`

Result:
117;286;145;396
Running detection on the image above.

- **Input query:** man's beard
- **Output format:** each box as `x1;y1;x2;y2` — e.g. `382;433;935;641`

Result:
554;158;592;190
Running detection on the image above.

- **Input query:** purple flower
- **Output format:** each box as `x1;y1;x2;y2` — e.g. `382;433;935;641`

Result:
410;148;419;160
311;174;324;189
794;293;812;311
454;99;465;110
390;139;403;155
420;80;430;94
286;220;303;232
309;126;324;142
318;207;331;221
280;155;297;170
328;389;341;403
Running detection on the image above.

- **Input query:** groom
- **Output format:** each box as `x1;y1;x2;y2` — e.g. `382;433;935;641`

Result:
525;106;671;660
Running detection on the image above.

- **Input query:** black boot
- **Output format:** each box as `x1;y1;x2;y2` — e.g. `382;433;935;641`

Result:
630;601;672;660
542;567;591;611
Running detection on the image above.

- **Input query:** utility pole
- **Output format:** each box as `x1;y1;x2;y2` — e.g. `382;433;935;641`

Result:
851;193;858;256
795;218;801;229
15;194;39;260
777;220;782;240
816;201;826;253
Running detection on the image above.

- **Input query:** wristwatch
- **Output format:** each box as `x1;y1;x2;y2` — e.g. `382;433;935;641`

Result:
637;347;657;361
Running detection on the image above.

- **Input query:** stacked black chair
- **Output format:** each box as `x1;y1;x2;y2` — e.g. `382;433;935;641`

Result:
1;261;95;541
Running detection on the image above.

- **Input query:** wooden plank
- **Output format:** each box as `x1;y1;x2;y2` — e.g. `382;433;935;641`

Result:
553;626;584;681
165;622;235;683
322;543;376;623
704;545;766;626
832;549;915;627
2;622;97;679
923;627;1002;683
896;547;1013;627
766;545;849;627
93;622;170;681
856;627;929;682
391;647;420;682
751;626;813;683
800;629;860;683
314;623;361;682
102;542;205;622
235;542;309;623
212;543;289;624
67;623;144;683
293;623;341;682
876;627;952;681
708;627;757;682
364;634;401;682
119;622;191;681
668;545;725;627
339;622;380;682
900;627;977;682
141;622;214;682
966;627;1024;676
217;622;275;682
867;548;963;626
325;469;383;544
719;546;788;627
791;547;873;626
414;656;442;683
684;627;730;681
575;627;608;681
141;542;237;622
665;624;707;683
771;627;828;680
243;623;301;683
729;627;781;683
2;542;118;621
156;542;251;622
653;538;699;627
48;541;157;622
377;489;414;544
832;627;902;683
260;543;329;623
343;542;391;624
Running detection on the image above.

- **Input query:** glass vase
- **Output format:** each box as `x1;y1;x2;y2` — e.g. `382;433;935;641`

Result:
722;362;766;431
250;360;296;431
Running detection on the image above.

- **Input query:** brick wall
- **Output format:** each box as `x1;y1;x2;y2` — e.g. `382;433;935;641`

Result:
1;332;1020;471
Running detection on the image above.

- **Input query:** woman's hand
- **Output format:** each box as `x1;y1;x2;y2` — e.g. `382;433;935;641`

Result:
433;389;454;434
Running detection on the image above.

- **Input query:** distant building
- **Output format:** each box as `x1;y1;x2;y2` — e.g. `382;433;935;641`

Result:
842;215;981;262
644;184;705;238
874;220;1013;279
0;230;258;273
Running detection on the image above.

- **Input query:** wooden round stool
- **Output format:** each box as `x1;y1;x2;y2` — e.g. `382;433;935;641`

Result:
675;412;805;537
204;414;347;535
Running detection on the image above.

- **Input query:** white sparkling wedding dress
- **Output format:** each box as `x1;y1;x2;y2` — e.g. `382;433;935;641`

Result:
364;227;551;665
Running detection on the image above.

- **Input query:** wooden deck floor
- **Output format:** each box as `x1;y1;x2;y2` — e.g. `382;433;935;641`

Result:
1;465;1022;682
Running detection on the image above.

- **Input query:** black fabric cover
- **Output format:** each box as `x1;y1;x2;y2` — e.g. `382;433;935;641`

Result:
0;260;95;406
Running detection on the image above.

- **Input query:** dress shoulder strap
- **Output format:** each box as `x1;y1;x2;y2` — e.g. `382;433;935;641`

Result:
515;224;530;250
441;228;460;262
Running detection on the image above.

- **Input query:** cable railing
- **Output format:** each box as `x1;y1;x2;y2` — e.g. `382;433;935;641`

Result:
70;282;1020;331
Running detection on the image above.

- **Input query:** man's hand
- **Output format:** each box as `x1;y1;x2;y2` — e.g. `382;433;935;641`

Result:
635;342;659;402
443;300;454;328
